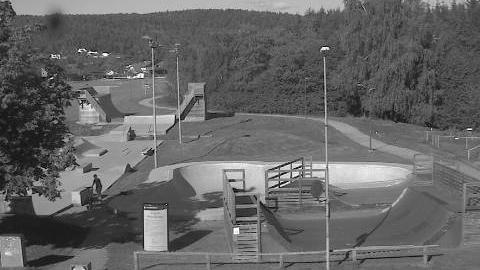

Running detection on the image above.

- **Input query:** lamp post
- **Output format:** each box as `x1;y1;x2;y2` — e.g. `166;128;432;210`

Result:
174;43;182;144
368;87;376;152
320;46;330;270
143;36;161;168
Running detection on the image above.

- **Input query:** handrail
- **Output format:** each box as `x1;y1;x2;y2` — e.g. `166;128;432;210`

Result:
267;157;304;171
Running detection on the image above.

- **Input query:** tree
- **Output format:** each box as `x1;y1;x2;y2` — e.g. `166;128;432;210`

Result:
0;1;76;201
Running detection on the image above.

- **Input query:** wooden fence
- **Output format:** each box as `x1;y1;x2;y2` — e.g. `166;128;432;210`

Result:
133;244;440;270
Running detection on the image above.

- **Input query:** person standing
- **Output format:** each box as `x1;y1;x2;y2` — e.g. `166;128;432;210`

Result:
92;174;103;199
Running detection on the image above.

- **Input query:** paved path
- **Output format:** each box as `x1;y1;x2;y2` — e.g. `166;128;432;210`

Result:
238;113;421;161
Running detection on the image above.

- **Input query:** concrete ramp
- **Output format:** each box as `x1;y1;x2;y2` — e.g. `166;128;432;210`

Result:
123;115;175;137
362;188;456;246
261;187;460;251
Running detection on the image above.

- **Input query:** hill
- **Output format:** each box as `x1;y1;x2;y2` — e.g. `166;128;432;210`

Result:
14;0;480;130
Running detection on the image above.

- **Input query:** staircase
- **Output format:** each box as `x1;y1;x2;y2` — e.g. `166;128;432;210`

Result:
232;193;261;262
463;211;480;245
178;83;206;122
223;169;261;262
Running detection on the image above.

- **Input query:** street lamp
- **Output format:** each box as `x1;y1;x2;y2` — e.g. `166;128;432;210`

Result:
172;43;182;144
368;87;376;152
320;45;330;270
143;36;161;168
357;83;376;152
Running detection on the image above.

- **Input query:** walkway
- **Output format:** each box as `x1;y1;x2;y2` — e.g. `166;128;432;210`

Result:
238;113;421;161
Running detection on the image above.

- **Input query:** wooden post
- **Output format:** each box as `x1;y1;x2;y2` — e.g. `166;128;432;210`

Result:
290;163;293;179
279;254;284;269
301;157;305;178
422;246;428;266
256;194;261;262
461;183;467;246
206;254;211;270
299;178;303;206
133;252;139;270
265;170;269;207
352;249;358;266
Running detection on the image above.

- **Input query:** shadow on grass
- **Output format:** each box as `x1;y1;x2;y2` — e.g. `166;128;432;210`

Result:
28;255;74;267
206;110;235;120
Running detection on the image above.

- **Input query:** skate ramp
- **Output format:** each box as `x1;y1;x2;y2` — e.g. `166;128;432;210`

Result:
360;188;458;246
261;187;461;252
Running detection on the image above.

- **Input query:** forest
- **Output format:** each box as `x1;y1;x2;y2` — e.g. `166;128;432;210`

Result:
14;0;480;130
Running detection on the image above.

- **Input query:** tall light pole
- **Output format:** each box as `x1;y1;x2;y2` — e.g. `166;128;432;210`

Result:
174;43;182;144
143;36;160;168
320;46;330;270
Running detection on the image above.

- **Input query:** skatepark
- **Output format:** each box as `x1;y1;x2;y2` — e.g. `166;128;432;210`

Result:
2;78;480;270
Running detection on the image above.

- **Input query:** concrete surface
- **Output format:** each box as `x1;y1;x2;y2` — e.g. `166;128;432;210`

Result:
31;134;162;215
146;161;412;194
144;161;412;220
272;186;460;251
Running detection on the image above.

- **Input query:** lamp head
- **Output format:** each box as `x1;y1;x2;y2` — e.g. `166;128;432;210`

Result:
320;46;330;55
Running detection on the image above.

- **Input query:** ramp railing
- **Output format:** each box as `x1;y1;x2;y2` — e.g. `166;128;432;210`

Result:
265;157;326;208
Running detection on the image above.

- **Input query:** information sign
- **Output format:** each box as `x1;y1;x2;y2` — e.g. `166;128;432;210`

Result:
143;203;169;251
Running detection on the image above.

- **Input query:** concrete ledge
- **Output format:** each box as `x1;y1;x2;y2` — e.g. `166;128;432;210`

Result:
82;163;93;173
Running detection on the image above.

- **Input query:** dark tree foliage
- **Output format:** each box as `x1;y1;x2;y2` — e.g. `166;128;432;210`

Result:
14;1;480;129
1;1;76;200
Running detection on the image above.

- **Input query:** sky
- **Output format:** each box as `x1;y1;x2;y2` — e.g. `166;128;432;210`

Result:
10;0;344;16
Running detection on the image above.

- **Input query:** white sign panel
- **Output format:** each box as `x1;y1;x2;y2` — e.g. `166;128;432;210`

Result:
143;203;169;251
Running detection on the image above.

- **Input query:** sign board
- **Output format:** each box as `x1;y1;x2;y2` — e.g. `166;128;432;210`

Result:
0;235;25;267
233;227;240;235
70;262;92;270
143;203;169;251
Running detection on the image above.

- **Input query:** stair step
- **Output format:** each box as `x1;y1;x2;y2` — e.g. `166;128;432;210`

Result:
236;216;258;222
236;204;257;209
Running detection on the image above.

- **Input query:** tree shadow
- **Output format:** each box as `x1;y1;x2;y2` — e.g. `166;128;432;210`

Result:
170;230;212;251
28;255;74;267
206;110;235;120
0;214;89;248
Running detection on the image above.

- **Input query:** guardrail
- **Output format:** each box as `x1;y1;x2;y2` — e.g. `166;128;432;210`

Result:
133;244;440;270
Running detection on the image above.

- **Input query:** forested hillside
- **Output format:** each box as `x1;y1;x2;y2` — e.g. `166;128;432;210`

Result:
14;0;480;130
